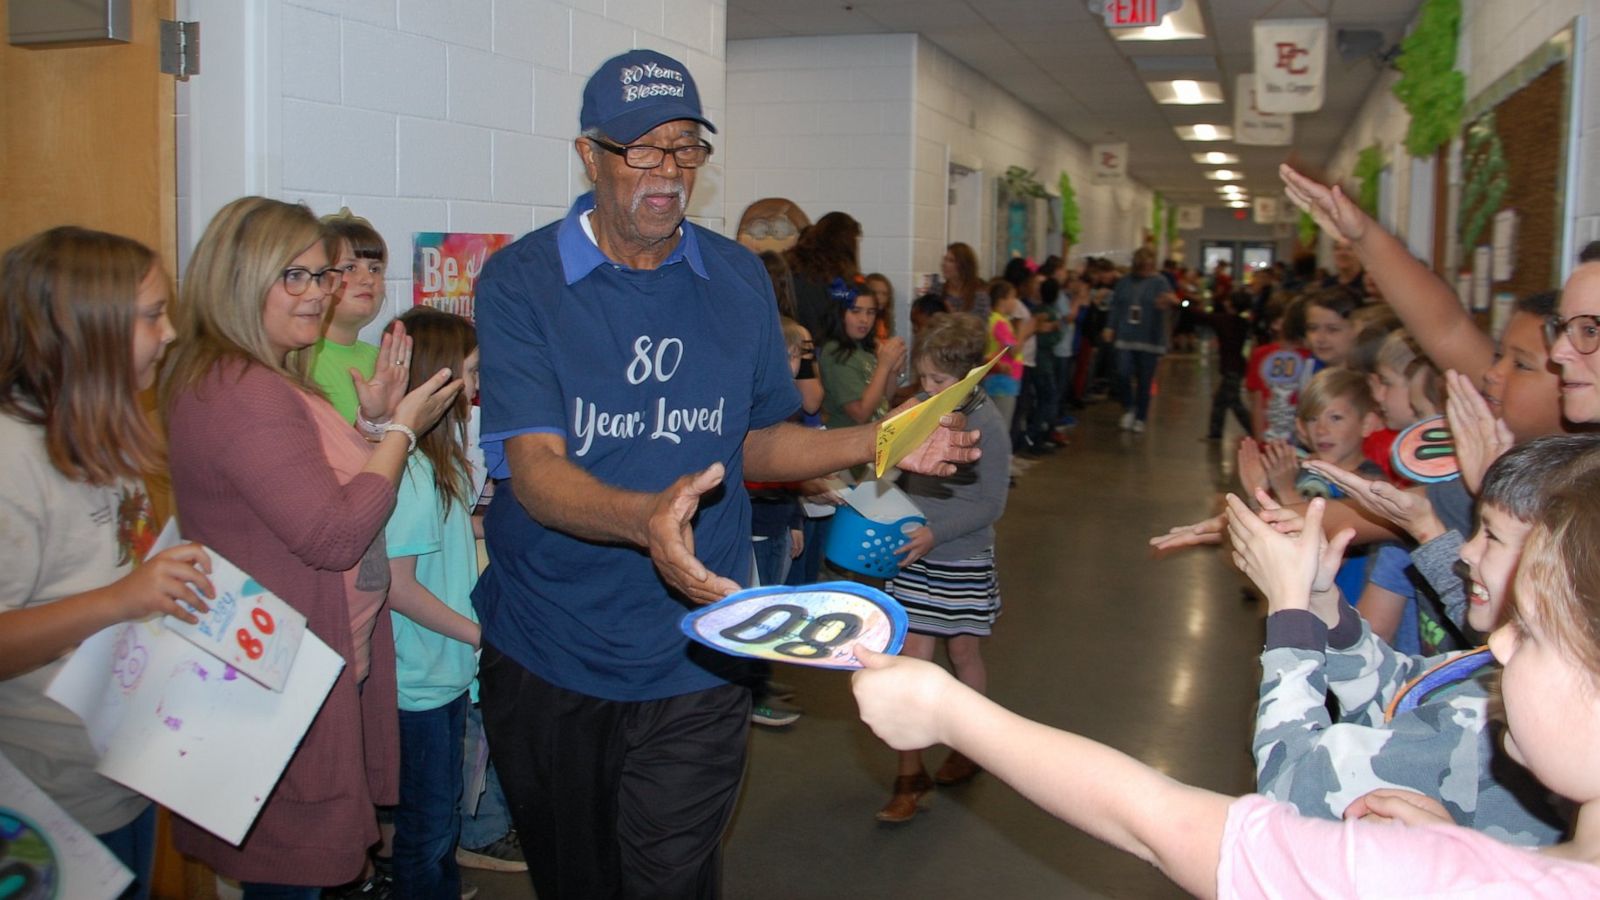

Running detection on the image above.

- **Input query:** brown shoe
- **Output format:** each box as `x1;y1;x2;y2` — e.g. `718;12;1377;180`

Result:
932;750;980;786
874;772;933;823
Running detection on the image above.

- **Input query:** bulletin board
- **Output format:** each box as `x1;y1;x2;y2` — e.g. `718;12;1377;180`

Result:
1457;25;1576;305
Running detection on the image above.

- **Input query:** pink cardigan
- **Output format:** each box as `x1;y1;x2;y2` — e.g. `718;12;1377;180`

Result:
166;360;399;887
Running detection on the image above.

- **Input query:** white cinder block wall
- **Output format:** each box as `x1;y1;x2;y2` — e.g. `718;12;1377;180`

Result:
722;33;1155;339
911;37;1154;281
179;0;728;341
722;34;918;337
1323;0;1600;275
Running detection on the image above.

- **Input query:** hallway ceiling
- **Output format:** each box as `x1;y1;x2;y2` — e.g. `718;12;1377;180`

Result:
726;0;1425;208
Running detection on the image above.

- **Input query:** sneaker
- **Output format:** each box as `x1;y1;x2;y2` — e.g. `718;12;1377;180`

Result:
1132;419;1146;433
752;700;802;727
456;831;528;873
1119;411;1135;430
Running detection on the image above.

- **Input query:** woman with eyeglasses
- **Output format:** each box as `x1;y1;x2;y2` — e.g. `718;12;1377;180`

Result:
159;197;462;898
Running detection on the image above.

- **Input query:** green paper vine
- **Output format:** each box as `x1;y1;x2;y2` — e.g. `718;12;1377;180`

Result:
1002;165;1048;200
1458;112;1508;250
1298;210;1318;248
1353;144;1384;215
1392;0;1465;158
1058;171;1081;246
1165;205;1178;243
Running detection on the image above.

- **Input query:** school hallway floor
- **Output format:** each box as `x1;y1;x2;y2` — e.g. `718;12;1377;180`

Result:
470;352;1264;899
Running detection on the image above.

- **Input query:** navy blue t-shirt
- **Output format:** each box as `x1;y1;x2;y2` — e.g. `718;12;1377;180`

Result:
473;193;800;701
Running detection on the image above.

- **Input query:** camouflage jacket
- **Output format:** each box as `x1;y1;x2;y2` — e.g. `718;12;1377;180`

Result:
1254;607;1566;846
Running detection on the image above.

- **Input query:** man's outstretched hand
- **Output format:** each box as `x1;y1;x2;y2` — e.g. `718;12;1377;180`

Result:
646;463;741;605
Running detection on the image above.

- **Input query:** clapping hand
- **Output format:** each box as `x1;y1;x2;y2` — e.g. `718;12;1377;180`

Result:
1225;495;1354;619
1444;370;1513;496
355;321;413;423
1302;461;1445;544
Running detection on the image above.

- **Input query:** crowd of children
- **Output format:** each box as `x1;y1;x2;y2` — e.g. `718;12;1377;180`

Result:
11;154;1600;900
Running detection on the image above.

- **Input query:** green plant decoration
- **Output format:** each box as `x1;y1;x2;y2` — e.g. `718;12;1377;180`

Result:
1458;112;1508;250
1353;144;1384;215
1392;0;1465;157
1001;165;1048;199
1298;210;1318;248
1058;171;1081;246
1165;205;1178;243
1151;193;1164;238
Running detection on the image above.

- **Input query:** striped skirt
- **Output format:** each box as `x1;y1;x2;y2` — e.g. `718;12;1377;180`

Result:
888;552;1001;637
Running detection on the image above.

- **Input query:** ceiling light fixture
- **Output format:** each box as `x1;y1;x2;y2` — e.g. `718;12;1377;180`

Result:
1205;169;1241;181
1194;151;1240;164
1227;200;1250;208
1177;124;1232;141
1148;80;1223;105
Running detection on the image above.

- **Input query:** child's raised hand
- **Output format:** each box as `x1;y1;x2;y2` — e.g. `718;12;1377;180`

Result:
354;320;413;423
1302;461;1445;544
117;543;215;625
892;525;936;568
851;646;955;751
1262;440;1300;499
1224;494;1332;614
1236;438;1268;500
1149;512;1226;553
393;366;466;434
1444;369;1513;496
1279;164;1370;244
1343;788;1453;828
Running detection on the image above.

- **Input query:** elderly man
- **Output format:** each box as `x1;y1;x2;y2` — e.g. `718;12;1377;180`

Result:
472;50;977;899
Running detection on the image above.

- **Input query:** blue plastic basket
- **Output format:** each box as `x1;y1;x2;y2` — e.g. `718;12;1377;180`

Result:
824;503;926;579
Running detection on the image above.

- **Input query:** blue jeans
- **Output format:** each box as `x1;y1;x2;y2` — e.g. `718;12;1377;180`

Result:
1117;349;1161;421
751;531;793;587
460;702;512;849
97;804;155;900
785;515;830;586
395;693;468;899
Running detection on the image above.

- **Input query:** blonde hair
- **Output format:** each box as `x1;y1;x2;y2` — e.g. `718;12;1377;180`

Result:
1297;367;1375;422
913;312;986;377
1514;469;1600;676
780;316;809;351
160;197;329;409
0;227;163;482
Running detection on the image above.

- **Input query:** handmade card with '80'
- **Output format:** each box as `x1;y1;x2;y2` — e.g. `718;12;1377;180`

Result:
147;519;306;692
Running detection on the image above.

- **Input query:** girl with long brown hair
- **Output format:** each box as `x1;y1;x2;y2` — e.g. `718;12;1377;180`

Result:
382;305;483;897
940;242;989;318
786;210;862;340
0;226;215;897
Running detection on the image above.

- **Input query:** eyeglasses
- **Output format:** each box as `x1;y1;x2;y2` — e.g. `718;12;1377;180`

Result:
281;266;343;296
1546;313;1600;354
589;136;713;169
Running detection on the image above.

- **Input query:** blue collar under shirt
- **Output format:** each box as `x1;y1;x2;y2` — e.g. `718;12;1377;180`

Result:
556;191;710;285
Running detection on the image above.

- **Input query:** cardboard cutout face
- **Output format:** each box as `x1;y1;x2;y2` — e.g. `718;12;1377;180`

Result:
737;198;811;254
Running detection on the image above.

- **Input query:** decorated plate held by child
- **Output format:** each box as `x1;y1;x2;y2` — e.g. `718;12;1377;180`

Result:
680;582;907;670
1391;415;1459;484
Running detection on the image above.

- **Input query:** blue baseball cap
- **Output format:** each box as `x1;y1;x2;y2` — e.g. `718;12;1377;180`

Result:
580;49;716;143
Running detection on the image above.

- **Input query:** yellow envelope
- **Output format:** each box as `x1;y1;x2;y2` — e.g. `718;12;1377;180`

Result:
874;350;1004;477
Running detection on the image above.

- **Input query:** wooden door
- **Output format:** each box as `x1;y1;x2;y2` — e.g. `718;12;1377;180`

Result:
0;0;177;271
0;3;213;898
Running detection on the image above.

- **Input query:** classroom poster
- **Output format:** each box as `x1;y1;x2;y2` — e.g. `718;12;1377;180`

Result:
412;232;514;323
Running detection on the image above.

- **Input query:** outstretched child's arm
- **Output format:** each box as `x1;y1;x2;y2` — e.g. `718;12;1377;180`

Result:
852;648;1230;899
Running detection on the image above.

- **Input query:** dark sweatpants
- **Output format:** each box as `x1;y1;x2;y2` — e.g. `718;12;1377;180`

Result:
478;642;751;900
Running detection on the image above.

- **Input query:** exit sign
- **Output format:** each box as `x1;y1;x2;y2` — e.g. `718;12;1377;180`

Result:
1098;0;1182;28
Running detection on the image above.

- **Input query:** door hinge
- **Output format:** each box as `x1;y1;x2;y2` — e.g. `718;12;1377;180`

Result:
159;20;199;80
